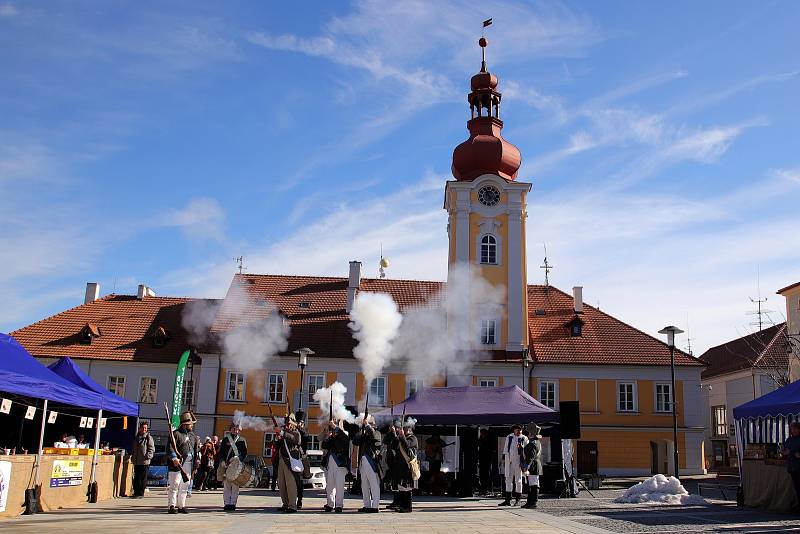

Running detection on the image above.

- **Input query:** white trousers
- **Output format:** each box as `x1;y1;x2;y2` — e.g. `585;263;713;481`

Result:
504;456;523;493
325;456;347;508
167;460;192;508
359;456;380;509
223;479;240;506
527;474;540;487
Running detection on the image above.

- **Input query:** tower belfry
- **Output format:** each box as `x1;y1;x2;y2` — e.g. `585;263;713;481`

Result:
444;34;531;355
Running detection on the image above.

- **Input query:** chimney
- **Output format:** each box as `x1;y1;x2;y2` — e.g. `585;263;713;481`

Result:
137;284;156;300
346;261;362;313
84;282;100;304
573;286;583;314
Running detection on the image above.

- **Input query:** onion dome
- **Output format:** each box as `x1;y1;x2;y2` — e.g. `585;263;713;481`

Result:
452;37;522;182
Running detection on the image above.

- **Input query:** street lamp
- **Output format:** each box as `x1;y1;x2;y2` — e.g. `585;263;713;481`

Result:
522;347;531;395
659;325;684;479
293;348;314;415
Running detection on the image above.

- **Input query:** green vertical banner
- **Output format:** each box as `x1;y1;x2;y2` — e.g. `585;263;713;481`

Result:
171;350;191;427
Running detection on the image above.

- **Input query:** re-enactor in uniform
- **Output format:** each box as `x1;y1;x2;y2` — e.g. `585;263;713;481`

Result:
276;413;302;513
387;417;418;513
499;423;528;506
322;418;351;513
167;412;201;514
353;414;382;513
219;421;248;511
522;424;543;509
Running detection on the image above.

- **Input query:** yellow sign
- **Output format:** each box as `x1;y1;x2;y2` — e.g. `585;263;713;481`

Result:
50;459;84;487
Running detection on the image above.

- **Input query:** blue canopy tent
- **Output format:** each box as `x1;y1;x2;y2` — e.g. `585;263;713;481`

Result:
733;379;800;460
0;333;103;408
47;357;138;417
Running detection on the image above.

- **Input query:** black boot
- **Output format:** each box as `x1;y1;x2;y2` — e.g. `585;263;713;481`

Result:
387;492;398;510
521;486;538;509
397;492;412;513
512;491;520;506
498;491;511;506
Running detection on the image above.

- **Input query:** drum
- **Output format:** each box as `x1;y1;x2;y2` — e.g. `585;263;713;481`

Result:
225;457;254;487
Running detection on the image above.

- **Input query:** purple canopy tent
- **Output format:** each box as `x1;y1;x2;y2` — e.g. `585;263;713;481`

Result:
373;385;557;426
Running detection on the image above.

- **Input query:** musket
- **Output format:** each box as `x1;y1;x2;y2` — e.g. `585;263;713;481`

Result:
329;390;333;422
163;402;189;483
356;389;370;471
266;402;281;432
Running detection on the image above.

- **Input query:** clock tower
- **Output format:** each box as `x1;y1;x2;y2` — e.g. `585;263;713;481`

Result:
444;37;531;355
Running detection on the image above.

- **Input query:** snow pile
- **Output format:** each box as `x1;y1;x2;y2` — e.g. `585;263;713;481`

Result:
614;474;707;505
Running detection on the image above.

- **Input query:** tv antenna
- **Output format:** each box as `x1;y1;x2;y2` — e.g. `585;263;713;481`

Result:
234;256;247;275
747;267;773;331
540;243;553;287
378;244;389;279
684;314;694;356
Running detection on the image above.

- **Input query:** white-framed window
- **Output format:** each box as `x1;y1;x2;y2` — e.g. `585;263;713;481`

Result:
713;405;727;437
307;374;325;405
108;376;125;397
181;378;194;408
307;435;321;451
139;377;158;404
480;234;498;264
480;319;497;345
267;372;286;403
407;378;424;397
225;371;245;402
478;377;498;388
538;380;558;409
655;383;673;413
263;432;275;457
617;382;637;412
369;377;387;406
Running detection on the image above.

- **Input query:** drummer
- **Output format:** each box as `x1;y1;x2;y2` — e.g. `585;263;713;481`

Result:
220;421;248;511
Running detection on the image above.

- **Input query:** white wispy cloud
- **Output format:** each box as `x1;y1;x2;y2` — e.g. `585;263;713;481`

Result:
0;2;18;17
160;197;227;243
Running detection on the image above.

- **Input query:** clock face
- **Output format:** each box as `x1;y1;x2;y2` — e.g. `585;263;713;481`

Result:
477;185;501;206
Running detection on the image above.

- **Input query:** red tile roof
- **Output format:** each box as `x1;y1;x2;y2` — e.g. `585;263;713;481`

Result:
11;295;216;364
210;274;443;356
699;323;788;379
210;274;701;367
527;286;702;367
777;281;800;294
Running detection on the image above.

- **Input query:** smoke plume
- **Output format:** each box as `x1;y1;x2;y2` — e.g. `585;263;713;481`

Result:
348;292;402;384
181;279;290;370
232;409;273;432
313;381;356;424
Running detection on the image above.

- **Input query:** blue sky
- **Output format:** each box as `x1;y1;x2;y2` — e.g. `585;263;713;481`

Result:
2;0;799;355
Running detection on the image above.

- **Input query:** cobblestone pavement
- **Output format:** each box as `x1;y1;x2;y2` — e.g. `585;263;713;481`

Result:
0;488;603;534
531;479;800;533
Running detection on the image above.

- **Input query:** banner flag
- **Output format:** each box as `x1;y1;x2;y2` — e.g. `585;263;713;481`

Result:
48;411;58;424
24;406;36;420
0;399;10;414
171;350;191;427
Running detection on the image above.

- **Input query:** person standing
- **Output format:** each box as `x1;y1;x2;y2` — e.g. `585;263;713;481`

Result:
130;422;155;498
276;413;302;513
521;424;543;509
295;411;308;510
269;441;279;491
383;427;398;509
219;422;248;511
499;424;528;506
322;418;350;513
478;428;495;495
388;417;418;513
353;415;382;513
783;421;800;511
167;412;200;514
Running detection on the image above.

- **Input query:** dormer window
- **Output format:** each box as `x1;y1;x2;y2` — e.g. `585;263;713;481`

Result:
152;326;170;348
79;323;100;345
566;316;584;337
298;301;311;309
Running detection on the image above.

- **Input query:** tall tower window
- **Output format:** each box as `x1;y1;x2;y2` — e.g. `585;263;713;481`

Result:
480;235;498;264
480;319;497;345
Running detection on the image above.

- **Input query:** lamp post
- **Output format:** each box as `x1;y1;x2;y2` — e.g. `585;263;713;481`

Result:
659;325;684;479
522;348;531;395
293;348;314;415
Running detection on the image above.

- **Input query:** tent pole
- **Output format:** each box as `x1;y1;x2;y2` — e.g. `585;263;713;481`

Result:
88;408;102;502
32;399;48;488
454;424;458;480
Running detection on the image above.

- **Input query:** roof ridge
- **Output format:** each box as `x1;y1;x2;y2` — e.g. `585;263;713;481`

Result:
753;323;788;367
700;322;786;355
236;273;445;284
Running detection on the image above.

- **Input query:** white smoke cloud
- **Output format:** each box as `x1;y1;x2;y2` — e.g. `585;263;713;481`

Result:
181;280;290;370
391;262;505;380
313;381;356;424
348;292;402;384
232;409;272;432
